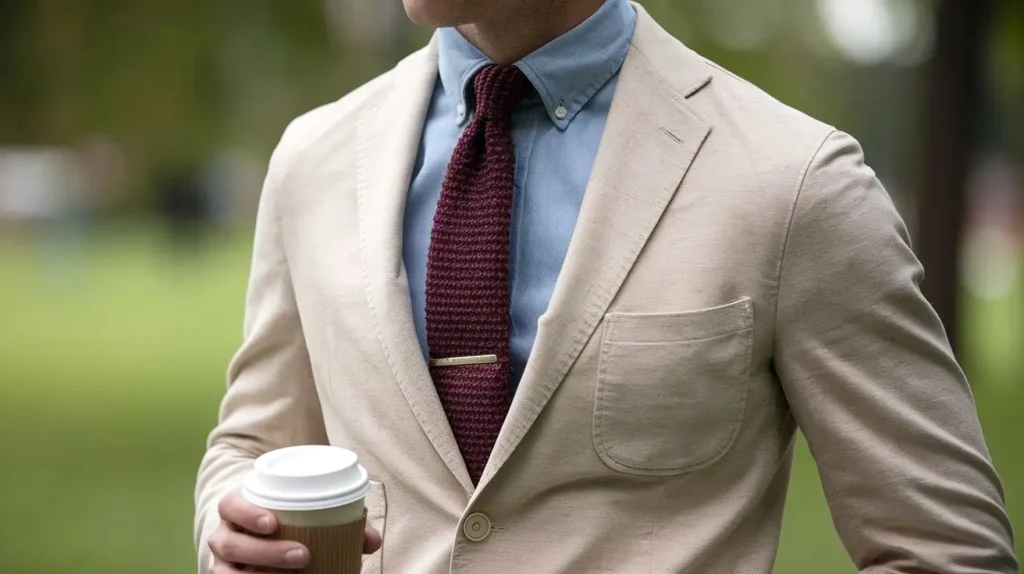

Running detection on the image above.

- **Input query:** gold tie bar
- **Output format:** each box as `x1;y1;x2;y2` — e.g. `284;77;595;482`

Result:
428;354;498;368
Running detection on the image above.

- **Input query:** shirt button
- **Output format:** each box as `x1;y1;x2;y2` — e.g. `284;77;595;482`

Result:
554;105;568;120
457;103;467;120
463;513;491;542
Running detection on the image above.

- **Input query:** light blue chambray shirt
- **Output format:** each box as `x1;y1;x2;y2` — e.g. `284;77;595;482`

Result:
403;0;636;393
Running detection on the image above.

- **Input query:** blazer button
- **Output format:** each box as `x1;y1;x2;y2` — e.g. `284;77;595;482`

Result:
463;513;491;542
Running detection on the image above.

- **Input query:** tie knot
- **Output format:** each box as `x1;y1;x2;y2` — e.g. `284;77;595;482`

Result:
472;64;530;121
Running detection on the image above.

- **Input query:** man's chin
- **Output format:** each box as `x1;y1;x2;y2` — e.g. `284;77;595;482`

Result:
401;1;468;28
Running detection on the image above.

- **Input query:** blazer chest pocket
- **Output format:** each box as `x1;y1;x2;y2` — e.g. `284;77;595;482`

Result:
594;298;754;476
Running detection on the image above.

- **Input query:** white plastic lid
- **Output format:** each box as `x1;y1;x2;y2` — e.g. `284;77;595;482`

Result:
242;446;371;511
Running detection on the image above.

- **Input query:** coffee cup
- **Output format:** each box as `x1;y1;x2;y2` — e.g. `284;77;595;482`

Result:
243;445;371;574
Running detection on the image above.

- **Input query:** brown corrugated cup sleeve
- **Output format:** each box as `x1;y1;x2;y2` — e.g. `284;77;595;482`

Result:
274;509;367;574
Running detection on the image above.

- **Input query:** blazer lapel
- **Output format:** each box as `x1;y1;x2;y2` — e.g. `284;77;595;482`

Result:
478;6;714;488
356;38;476;494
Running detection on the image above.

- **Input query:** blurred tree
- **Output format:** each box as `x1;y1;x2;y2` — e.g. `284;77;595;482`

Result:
0;1;40;143
988;0;1024;159
916;0;994;354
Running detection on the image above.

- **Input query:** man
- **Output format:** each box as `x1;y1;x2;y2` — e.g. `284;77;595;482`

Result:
195;0;1018;572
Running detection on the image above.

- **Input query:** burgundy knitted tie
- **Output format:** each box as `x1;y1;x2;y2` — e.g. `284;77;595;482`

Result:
425;64;530;484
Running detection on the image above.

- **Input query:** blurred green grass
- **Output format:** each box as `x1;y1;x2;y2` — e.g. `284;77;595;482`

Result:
0;227;1020;573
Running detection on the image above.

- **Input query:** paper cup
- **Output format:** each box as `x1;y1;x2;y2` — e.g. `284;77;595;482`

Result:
243;446;371;574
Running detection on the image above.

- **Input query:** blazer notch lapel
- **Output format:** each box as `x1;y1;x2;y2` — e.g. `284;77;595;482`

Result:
356;39;475;494
476;14;713;489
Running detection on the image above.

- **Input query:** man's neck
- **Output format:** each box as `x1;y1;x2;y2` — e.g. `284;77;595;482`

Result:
457;0;606;64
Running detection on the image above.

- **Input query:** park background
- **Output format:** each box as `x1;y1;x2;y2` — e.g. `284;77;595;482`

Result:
0;0;1021;572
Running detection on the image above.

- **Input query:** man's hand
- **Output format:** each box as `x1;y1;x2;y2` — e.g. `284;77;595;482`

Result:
209;489;383;572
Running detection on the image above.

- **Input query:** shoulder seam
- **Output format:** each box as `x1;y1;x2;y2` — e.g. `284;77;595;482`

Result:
771;128;839;342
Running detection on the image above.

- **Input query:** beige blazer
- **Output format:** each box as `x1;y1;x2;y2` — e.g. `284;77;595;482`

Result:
195;6;1017;573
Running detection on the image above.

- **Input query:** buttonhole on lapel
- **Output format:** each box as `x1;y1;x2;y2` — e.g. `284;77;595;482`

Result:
660;127;684;144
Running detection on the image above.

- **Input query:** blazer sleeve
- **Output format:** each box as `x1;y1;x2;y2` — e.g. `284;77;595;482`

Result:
773;130;1017;572
193;122;329;574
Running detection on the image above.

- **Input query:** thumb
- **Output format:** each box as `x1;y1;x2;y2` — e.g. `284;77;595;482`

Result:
364;524;382;554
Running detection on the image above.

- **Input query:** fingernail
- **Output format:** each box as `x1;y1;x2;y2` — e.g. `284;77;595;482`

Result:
285;548;308;565
257;516;273;533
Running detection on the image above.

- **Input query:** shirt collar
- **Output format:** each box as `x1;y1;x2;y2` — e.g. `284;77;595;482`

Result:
436;0;636;130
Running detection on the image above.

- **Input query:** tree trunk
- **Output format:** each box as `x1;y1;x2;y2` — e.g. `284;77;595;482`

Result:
916;0;993;354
